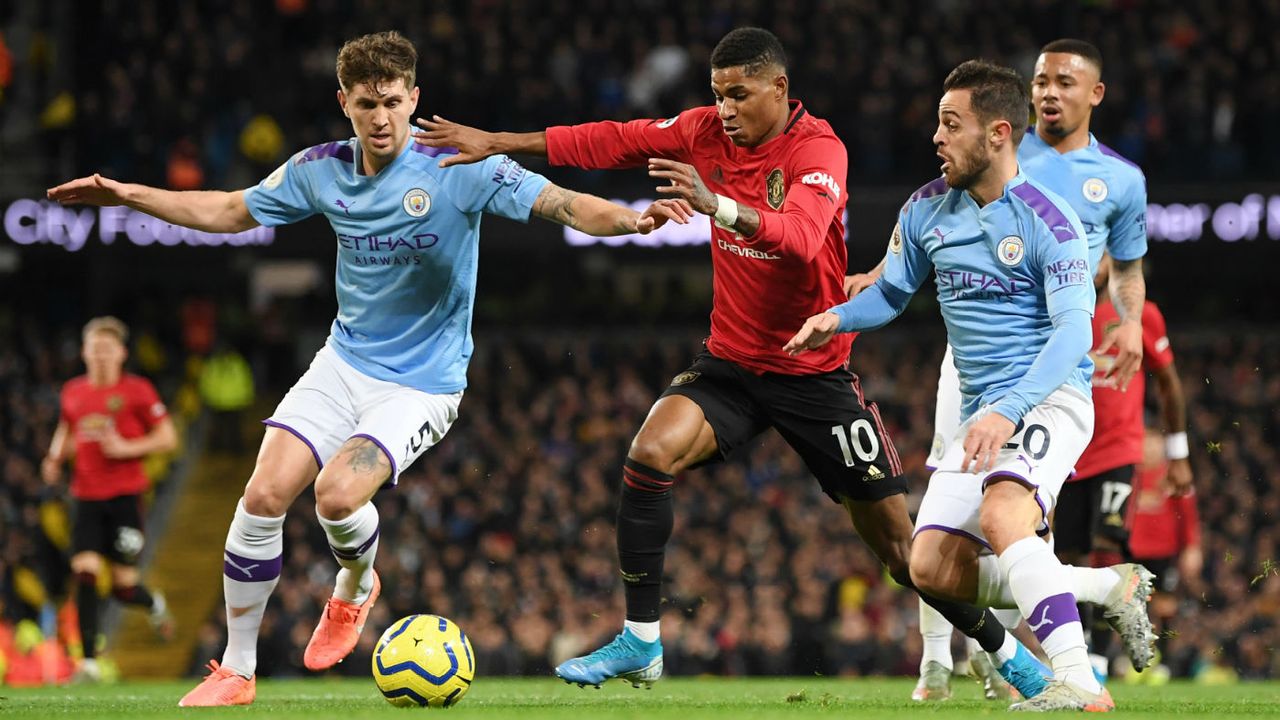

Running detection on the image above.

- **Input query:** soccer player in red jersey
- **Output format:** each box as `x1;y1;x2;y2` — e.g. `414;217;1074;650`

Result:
42;317;179;681
1057;254;1192;680
415;27;1036;689
1128;429;1201;679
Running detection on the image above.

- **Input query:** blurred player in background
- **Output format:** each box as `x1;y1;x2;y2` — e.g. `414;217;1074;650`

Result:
48;31;689;706
847;38;1153;701
1061;254;1192;682
787;59;1156;712
42;316;178;682
415;28;1047;695
1127;428;1201;681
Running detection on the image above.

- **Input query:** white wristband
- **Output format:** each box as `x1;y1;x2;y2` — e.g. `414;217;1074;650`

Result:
713;193;739;229
1165;431;1189;460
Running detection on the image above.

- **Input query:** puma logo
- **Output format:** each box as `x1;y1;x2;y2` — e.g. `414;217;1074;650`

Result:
224;554;260;578
1027;605;1055;632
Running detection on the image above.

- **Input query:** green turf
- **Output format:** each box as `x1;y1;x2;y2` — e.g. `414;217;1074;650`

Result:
3;677;1279;718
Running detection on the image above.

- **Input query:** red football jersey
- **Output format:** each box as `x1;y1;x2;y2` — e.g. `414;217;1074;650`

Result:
547;101;855;375
1073;301;1175;479
1128;460;1200;560
59;374;168;500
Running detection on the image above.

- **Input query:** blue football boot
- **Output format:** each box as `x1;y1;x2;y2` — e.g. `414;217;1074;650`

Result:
555;629;663;689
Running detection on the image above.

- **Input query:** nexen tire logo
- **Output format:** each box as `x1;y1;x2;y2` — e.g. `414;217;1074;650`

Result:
800;172;841;199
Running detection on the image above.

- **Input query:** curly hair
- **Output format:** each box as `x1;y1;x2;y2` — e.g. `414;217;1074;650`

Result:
336;31;417;93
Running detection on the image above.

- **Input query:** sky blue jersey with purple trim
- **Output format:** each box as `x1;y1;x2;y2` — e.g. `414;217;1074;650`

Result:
244;139;549;393
881;172;1095;419
1019;130;1148;268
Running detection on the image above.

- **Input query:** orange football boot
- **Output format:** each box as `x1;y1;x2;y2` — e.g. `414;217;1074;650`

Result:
178;660;256;707
304;571;381;671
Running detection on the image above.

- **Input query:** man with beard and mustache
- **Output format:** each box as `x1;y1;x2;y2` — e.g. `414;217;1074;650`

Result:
847;40;1153;701
786;60;1155;712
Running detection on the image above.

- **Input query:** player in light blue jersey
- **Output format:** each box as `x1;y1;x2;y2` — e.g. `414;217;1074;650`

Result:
787;61;1154;712
48;31;690;707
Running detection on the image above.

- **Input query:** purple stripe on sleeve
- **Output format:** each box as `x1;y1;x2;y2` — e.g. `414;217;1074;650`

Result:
263;419;323;469
909;176;949;203
351;433;398;480
1096;141;1142;171
914;523;992;551
224;550;282;582
331;526;381;561
296;141;355;166
1011;182;1078;242
1026;592;1081;643
411;144;460;158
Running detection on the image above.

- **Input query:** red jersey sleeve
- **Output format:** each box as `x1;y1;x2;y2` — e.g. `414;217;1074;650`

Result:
742;134;847;263
131;378;169;430
1141;302;1174;372
1175;491;1201;549
545;109;703;169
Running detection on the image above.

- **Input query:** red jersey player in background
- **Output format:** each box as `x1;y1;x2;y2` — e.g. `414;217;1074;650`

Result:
42;316;178;682
1127;428;1202;681
414;27;1044;694
1054;254;1193;682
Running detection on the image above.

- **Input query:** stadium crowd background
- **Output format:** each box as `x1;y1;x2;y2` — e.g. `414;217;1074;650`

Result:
2;0;1279;684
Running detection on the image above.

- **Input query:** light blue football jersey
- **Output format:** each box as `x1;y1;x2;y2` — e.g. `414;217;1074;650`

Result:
884;172;1095;419
1019;130;1147;269
244;139;549;393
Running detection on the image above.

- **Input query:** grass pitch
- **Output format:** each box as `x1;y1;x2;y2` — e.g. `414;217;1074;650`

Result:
3;676;1279;718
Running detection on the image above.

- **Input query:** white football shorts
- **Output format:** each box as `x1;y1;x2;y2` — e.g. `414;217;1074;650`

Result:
914;385;1094;549
264;342;462;483
925;343;963;470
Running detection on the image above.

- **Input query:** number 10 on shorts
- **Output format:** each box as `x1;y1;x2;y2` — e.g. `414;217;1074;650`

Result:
832;419;880;467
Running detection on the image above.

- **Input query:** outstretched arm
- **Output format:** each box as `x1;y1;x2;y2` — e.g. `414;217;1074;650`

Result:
47;174;257;233
414;115;548;168
531;183;692;236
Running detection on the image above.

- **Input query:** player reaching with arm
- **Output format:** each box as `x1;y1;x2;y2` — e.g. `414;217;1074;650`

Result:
415;28;1047;696
786;60;1156;712
42;317;179;682
48;31;688;707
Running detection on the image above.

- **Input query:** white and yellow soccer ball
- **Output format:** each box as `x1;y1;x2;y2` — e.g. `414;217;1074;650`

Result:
372;614;475;708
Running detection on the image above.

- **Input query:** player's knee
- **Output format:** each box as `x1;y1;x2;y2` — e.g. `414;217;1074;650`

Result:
242;479;293;517
627;437;681;476
313;475;363;520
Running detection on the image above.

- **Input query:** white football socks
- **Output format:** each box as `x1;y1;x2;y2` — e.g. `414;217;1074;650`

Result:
999;537;1099;693
318;502;380;604
221;499;285;677
918;598;954;671
624;620;660;644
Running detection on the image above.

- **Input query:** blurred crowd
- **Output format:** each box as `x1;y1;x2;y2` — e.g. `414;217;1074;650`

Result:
183;326;1280;680
24;0;1272;190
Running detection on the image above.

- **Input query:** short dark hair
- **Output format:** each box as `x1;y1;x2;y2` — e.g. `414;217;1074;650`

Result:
336;31;417;93
943;60;1030;145
1040;38;1104;75
710;27;787;76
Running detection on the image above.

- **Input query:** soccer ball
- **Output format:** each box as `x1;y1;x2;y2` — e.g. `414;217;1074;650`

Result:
371;614;475;708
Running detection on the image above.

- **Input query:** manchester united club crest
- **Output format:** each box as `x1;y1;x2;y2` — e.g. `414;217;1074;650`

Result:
107;395;124;413
766;169;785;210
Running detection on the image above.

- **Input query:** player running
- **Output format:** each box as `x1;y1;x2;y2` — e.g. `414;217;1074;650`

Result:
786;59;1155;712
414;28;1048;695
849;39;1154;700
43;316;179;682
47;31;689;707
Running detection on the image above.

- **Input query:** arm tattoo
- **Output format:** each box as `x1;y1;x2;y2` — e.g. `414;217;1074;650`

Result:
733;205;762;237
532;184;580;227
1109;257;1146;322
342;438;390;475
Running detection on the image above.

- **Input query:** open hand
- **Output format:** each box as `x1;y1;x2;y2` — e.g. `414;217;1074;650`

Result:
648;158;717;215
783;312;841;356
636;199;694;234
47;174;130;206
412;115;498;168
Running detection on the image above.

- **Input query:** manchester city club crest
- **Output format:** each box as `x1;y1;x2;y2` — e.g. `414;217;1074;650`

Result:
402;188;431;217
998;235;1025;266
766;169;785;210
1082;177;1108;203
